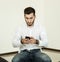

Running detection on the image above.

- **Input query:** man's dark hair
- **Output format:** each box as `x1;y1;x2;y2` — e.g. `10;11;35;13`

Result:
24;7;35;15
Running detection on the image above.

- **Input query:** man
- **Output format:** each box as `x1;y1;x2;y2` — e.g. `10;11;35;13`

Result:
12;7;52;62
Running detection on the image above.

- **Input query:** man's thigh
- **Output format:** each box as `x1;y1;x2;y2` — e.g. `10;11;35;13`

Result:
12;50;30;62
34;51;52;62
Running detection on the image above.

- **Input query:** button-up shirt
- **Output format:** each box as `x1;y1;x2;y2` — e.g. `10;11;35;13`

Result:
12;21;48;51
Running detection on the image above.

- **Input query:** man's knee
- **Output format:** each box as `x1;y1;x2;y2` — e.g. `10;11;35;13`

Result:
12;51;29;62
12;56;20;62
42;56;52;62
12;56;26;62
41;53;52;62
34;52;52;62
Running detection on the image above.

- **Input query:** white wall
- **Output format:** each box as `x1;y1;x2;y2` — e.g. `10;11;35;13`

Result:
0;0;60;54
44;0;60;50
0;0;44;54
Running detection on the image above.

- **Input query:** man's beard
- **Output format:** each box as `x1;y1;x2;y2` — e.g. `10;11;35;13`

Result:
27;21;34;26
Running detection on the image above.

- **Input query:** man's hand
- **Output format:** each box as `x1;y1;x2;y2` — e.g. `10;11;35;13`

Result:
21;37;38;44
21;38;29;44
29;37;36;44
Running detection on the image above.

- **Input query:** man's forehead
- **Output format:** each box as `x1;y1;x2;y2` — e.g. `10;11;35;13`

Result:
25;13;34;18
25;13;34;16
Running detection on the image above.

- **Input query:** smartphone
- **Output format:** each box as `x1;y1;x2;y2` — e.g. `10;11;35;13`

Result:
25;36;30;39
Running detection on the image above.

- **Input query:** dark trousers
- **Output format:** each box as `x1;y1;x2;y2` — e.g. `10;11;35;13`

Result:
12;49;52;62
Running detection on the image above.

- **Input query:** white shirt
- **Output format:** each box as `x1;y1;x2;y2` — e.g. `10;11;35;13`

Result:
12;21;48;51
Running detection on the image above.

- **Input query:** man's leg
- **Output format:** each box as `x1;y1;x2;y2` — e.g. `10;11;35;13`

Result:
12;50;30;62
34;50;52;62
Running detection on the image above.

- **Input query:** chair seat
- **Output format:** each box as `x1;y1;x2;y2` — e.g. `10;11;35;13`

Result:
0;57;8;62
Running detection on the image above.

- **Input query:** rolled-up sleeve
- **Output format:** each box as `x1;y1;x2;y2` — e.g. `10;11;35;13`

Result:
39;26;48;47
12;28;22;48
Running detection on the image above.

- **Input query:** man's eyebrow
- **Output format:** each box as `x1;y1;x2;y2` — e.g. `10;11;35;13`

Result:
26;17;33;19
26;17;28;18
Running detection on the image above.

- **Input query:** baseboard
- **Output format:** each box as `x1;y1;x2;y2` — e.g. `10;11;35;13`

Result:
0;51;18;56
0;47;60;56
42;47;60;52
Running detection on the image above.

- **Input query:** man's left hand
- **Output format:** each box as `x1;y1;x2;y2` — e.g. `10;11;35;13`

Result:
29;37;36;44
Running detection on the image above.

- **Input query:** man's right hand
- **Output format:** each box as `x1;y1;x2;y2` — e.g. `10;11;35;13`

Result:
21;38;29;44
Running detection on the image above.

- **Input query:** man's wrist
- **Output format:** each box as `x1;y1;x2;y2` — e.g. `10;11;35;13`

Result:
21;39;23;44
36;40;39;44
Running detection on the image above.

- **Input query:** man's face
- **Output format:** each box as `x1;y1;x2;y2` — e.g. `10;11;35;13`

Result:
24;13;35;26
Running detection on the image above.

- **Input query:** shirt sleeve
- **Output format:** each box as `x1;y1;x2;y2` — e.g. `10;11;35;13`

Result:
12;28;22;48
38;25;48;47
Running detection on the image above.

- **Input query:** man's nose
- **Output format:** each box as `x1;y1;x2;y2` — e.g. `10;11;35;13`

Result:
28;19;31;22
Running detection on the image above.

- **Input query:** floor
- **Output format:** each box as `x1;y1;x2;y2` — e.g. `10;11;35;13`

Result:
0;49;60;62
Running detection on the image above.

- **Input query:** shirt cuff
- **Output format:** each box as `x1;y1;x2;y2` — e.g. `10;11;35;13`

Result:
12;40;22;47
38;40;48;47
